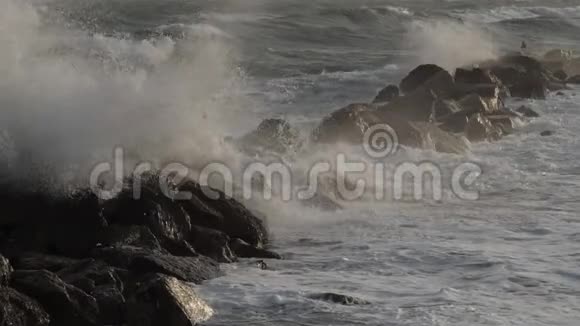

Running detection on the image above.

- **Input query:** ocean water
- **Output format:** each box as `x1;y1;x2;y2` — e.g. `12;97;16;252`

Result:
1;0;580;325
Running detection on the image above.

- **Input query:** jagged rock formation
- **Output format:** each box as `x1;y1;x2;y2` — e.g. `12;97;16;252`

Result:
0;174;278;326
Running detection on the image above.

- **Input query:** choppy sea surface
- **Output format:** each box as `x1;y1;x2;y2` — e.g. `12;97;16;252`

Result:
1;0;580;325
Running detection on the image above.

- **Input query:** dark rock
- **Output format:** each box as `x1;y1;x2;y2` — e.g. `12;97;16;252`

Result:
567;75;580;84
94;246;220;284
455;67;502;85
54;258;127;324
97;225;163;252
93;285;125;325
312;103;385;144
103;186;192;256
540;130;554;137
256;260;268;270
515;105;540;118
189;226;236;263
434;99;463;120
509;77;549;99
438;93;502;135
56;259;124;295
161;239;198;258
382;88;437;122
556;91;565;96
440;112;470;134
400;64;454;96
11;270;99;326
230;238;281;260
178;180;268;248
487;115;516;135
312;103;468;154
307;292;370;306
236;119;302;155
10;253;82;273
373;84;399;103
127;274;213;326
482;55;550;99
1;191;107;258
465;114;502;142
457;93;499;115
0;287;50;326
410;122;470;154
454;67;510;100
0;254;11;286
452;83;507;101
553;70;568;81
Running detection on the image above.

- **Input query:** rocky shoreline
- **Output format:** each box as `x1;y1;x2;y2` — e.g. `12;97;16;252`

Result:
238;50;580;159
1;50;578;326
0;176;279;326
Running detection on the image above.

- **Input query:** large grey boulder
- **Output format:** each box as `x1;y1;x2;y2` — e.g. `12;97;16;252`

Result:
127;274;214;326
400;64;455;97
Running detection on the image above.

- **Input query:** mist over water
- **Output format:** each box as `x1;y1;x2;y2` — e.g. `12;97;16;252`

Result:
0;0;253;190
1;0;580;325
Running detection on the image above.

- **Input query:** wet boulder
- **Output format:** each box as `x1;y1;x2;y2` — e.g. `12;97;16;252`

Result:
372;84;399;103
189;226;236;263
103;186;193;256
455;67;502;85
312;103;384;145
515;105;540;118
440;112;470;134
127;274;214;326
434;99;463;120
307;292;370;306
312;103;468;154
541;130;554;137
438;94;499;133
177;180;268;248
465;114;502;142
553;70;568;81
482;55;551;99
10;253;83;273
318;103;426;148
229;238;281;260
11;270;99;326
409;122;470;154
453;67;509;100
381;88;437;122
93;285;125;325
486;114;516;135
400;64;454;97
457;93;500;115
0;287;50;326
56;259;126;325
56;259;124;296
94;246;220;284
236;118;302;155
0;254;11;285
97;225;164;252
